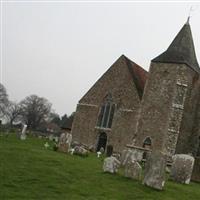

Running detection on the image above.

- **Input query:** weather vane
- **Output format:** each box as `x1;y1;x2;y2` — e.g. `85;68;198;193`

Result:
187;5;199;23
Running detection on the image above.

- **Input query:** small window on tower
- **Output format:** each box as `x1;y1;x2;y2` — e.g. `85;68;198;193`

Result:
143;137;152;149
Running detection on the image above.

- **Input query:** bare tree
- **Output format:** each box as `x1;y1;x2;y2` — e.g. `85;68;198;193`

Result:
20;95;52;129
6;101;22;125
0;83;9;118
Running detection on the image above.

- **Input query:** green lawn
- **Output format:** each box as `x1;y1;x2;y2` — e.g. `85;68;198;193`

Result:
0;133;200;200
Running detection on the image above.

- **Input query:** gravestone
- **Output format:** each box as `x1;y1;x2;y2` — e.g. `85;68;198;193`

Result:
121;149;143;166
74;146;88;157
54;136;59;143
20;124;27;140
124;160;142;180
170;154;194;184
121;149;132;166
58;132;72;153
103;156;120;173
143;151;166;190
191;157;200;182
48;134;54;141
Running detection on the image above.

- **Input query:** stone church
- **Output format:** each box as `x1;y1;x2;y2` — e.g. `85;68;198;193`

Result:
71;20;200;158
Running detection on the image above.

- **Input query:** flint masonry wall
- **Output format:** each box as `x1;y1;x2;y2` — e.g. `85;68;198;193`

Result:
175;67;200;154
182;77;200;156
134;62;199;156
71;56;143;152
134;62;177;152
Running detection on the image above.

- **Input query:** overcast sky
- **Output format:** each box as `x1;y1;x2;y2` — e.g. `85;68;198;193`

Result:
1;1;200;116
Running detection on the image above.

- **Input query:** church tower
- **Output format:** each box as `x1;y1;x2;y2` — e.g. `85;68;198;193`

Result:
133;20;200;157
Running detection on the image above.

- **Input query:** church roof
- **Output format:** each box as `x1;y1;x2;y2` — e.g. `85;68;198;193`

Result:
79;55;148;103
152;20;200;73
122;55;148;99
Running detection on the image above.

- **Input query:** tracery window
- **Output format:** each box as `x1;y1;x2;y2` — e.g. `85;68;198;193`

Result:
97;93;115;129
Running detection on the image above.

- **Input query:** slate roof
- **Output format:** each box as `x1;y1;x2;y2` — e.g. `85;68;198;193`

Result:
152;21;200;73
123;55;148;99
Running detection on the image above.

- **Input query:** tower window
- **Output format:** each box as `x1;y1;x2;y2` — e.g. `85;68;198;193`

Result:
143;137;152;149
97;94;115;129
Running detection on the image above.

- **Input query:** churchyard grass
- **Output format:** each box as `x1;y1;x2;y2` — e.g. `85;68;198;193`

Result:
0;133;200;200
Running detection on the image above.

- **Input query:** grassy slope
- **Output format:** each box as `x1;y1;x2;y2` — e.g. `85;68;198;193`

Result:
0;133;200;200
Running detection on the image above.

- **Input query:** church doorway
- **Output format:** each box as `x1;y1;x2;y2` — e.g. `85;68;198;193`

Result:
96;132;107;152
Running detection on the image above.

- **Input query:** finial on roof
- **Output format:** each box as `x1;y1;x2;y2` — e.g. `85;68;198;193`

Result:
186;16;190;25
187;5;199;24
152;18;200;73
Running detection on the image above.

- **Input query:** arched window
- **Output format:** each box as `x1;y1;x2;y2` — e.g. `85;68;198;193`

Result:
142;137;152;160
143;137;152;149
97;93;115;129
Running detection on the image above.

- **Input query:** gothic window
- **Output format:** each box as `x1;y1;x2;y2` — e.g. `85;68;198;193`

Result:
143;137;152;149
97;94;115;129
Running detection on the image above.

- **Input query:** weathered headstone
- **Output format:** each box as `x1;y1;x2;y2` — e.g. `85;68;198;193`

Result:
54;136;59;143
103;156;120;173
112;153;121;160
120;149;132;166
74;146;88;157
124;160;142;180
192;157;200;182
143;151;166;190
170;154;194;184
20;124;27;140
58;132;72;153
121;149;143;166
48;134;54;141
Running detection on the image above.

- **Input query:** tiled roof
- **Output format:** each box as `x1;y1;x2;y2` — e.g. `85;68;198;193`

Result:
123;55;148;99
152;21;200;73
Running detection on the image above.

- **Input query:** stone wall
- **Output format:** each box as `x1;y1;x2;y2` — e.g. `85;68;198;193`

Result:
72;103;99;147
187;80;200;156
175;68;200;154
71;55;145;152
134;62;178;152
134;62;199;157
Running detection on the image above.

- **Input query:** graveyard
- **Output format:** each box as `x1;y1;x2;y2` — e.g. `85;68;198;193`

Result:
0;132;200;200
